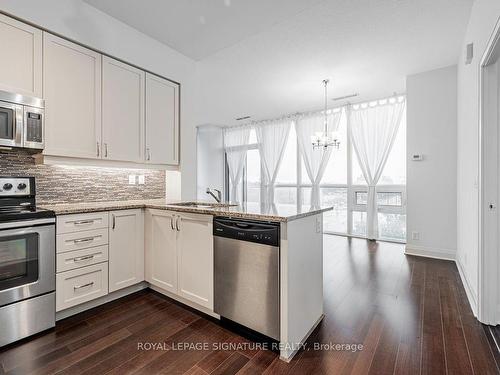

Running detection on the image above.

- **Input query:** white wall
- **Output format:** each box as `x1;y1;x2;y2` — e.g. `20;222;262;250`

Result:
406;65;457;260
196;125;225;201
0;0;199;200
456;0;500;315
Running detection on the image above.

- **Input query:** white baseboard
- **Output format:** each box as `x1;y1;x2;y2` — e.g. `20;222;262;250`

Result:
279;314;324;363
56;282;148;321
456;259;478;317
149;284;219;319
404;245;456;261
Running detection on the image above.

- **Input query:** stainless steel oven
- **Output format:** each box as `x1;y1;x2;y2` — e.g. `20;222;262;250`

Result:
0;90;44;150
0;177;55;347
0;219;55;307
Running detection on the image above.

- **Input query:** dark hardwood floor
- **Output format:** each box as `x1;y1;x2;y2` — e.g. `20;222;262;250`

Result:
1;235;498;374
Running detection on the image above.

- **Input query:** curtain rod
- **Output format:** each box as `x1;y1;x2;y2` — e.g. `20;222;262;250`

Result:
224;92;406;130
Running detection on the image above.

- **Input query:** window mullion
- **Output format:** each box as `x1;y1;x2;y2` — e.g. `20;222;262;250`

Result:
346;108;353;235
297;134;302;206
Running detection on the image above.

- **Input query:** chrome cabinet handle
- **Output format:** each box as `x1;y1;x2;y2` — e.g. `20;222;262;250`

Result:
73;255;94;263
73;220;94;226
170;216;175;230
112;214;116;230
146;148;151;161
97;142;100;157
74;282;94;290
73;237;95;244
104;143;108;157
175;216;180;231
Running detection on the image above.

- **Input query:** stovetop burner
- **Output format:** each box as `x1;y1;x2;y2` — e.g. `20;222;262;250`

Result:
0;177;55;222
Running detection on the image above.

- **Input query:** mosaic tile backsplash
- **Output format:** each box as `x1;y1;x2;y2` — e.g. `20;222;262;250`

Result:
0;150;166;204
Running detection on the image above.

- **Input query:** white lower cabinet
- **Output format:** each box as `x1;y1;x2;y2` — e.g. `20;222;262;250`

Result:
145;209;214;310
145;210;178;293
108;209;144;292
56;208;214;314
56;212;110;312
177;213;214;309
56;263;108;311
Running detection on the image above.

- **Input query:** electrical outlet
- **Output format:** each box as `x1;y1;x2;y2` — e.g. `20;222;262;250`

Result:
411;231;420;241
138;175;145;185
128;175;136;185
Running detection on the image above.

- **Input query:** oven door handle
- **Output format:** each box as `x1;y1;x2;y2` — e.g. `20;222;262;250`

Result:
0;218;55;231
73;282;94;290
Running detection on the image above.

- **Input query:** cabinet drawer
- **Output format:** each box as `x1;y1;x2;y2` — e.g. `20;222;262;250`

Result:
57;212;109;234
56;262;108;311
56;245;109;273
57;228;108;254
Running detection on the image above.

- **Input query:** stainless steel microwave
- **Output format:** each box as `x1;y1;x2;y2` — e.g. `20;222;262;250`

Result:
0;90;44;150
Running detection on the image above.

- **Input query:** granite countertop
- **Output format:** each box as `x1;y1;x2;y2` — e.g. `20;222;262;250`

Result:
40;199;333;222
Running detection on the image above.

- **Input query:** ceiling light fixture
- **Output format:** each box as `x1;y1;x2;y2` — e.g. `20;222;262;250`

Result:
311;79;340;150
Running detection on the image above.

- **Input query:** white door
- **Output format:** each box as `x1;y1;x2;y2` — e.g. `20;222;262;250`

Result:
43;33;101;158
480;27;500;325
0;14;42;97
102;56;144;162
108;209;144;292
177;212;213;309
145;73;179;165
145;209;178;293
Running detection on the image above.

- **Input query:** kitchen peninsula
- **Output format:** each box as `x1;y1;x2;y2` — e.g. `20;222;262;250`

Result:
43;199;331;361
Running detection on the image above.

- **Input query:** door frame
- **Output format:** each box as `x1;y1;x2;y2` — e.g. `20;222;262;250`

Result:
479;16;500;325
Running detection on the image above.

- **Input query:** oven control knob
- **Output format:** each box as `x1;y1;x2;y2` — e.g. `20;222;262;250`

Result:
17;183;27;190
3;183;13;190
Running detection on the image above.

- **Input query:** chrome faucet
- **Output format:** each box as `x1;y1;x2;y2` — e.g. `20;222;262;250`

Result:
206;188;222;203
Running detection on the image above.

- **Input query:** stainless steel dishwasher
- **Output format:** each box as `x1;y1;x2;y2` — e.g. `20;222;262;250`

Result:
214;217;280;340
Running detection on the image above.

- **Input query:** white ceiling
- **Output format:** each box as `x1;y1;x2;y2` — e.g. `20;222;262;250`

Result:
84;0;473;125
83;0;325;60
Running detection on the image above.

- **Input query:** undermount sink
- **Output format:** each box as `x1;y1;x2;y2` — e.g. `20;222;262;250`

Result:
168;202;238;208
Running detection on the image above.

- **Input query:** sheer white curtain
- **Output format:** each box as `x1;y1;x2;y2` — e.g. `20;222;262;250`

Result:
348;97;406;240
295;110;342;208
223;126;251;202
255;119;291;204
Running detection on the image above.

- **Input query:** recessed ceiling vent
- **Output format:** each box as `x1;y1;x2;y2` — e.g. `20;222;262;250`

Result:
236;116;251;121
465;43;474;65
331;93;359;101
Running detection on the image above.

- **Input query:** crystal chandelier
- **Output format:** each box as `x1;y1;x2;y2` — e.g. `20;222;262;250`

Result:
311;79;340;150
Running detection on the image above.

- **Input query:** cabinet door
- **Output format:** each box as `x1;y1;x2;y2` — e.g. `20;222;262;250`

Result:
145;209;177;293
108;209;144;292
43;33;101;158
177;213;213;309
145;73;179;165
0;14;42;97
102;57;144;162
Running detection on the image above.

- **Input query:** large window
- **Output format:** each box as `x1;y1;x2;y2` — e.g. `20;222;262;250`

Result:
230;105;406;242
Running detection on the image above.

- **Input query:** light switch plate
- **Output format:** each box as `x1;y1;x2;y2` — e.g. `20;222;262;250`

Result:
128;175;136;185
412;154;423;161
138;175;145;185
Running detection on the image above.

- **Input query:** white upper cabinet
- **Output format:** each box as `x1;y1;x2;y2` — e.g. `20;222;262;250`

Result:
0;14;42;97
108;209;144;292
145;73;179;165
43;33;102;159
102;57;145;162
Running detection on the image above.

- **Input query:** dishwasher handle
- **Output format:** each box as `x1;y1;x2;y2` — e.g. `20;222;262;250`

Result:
213;217;280;247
